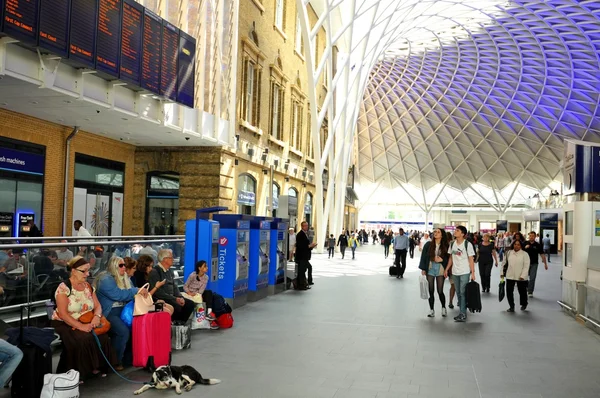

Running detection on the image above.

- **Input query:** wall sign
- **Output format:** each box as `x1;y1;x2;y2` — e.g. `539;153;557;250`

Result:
0;148;45;175
237;190;256;206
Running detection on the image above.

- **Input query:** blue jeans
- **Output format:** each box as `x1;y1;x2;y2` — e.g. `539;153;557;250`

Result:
0;340;23;387
452;274;470;316
107;306;131;364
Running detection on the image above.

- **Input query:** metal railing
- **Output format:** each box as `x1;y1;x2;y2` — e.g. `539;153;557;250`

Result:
0;235;185;326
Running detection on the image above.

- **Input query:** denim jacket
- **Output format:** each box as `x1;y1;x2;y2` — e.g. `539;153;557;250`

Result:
96;274;138;317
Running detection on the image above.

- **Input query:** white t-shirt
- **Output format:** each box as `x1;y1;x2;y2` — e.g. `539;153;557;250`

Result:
448;240;475;276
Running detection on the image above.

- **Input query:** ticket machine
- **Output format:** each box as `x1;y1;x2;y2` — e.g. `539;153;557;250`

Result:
0;213;14;237
212;214;250;308
269;220;288;294
184;214;220;291
247;217;270;301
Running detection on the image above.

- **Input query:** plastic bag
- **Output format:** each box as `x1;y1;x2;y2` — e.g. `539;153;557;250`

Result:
419;275;429;300
498;279;505;302
120;300;134;328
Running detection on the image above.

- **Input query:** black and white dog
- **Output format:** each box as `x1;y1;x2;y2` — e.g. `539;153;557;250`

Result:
134;365;221;395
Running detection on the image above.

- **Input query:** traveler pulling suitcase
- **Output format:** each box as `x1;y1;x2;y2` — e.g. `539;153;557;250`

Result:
11;305;53;398
133;311;171;370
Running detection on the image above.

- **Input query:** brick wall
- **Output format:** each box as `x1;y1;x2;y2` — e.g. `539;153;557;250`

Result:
0;108;136;236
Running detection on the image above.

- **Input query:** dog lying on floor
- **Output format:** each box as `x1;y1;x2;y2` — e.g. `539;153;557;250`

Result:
134;365;221;395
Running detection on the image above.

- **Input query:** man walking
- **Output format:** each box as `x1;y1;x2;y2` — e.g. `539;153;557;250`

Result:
524;231;549;297
542;234;551;263
393;228;409;278
445;226;475;322
294;221;316;290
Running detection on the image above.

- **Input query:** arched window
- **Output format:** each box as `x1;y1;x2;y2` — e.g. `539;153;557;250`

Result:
304;192;313;226
288;187;297;197
237;173;257;215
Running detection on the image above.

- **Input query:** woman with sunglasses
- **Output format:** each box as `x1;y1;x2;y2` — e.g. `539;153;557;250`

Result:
51;256;117;380
95;256;148;370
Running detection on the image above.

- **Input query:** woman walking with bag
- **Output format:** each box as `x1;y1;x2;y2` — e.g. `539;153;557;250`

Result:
419;228;450;317
501;240;530;312
477;233;498;293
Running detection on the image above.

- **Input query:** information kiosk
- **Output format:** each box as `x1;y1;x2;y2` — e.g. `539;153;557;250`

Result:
269;220;288;294
212;214;250;308
247;217;271;301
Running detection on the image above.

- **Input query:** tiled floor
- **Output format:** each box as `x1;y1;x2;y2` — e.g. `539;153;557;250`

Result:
18;244;600;397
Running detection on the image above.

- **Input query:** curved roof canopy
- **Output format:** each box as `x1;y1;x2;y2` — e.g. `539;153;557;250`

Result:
352;0;600;200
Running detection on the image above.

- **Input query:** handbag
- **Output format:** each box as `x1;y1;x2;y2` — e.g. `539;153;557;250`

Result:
134;283;155;316
78;311;111;335
498;279;505;302
40;370;80;398
120;300;134;327
419;275;429;300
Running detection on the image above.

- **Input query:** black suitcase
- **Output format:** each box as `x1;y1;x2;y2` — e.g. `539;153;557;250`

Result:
466;281;482;313
11;306;53;398
389;266;398;276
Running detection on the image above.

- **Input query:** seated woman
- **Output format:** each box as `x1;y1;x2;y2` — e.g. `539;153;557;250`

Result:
123;257;137;285
95;256;148;370
132;255;173;315
51;256;117;380
183;260;217;320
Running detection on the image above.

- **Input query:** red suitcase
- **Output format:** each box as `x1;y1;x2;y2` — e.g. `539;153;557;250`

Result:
133;311;172;369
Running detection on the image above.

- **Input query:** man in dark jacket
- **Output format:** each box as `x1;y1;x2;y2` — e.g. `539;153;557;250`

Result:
295;221;316;290
149;249;194;322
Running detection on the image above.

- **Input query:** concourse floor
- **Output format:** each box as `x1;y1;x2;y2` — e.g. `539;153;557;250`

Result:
16;243;600;397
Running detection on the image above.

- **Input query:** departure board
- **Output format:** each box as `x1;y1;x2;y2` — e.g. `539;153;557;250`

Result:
119;0;142;85
39;0;71;57
69;0;97;68
0;0;5;33
96;0;122;77
160;20;178;101
177;31;195;108
2;0;39;44
141;9;161;94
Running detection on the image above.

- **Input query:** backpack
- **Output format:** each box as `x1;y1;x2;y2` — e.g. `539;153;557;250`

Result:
216;313;234;328
466;281;482;313
212;293;232;317
50;279;73;306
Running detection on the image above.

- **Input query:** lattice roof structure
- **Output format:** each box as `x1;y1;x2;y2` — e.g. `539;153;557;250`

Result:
297;0;600;242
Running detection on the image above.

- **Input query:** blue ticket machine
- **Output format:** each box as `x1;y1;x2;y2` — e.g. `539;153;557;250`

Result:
212;215;250;308
184;218;220;291
248;218;270;301
269;220;288;294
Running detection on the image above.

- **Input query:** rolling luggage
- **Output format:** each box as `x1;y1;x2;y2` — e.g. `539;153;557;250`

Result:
10;306;53;398
466;281;482;313
389;266;398;276
133;311;171;370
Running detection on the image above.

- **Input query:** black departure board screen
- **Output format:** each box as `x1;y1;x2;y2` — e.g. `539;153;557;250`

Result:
39;0;71;57
70;0;97;68
2;0;39;44
96;0;121;77
0;0;5;33
160;20;178;101
177;31;195;108
141;9;160;94
119;0;141;85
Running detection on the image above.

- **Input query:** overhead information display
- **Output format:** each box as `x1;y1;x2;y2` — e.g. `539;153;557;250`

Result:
0;0;195;107
69;0;97;68
96;0;122;77
2;0;39;44
177;30;196;108
120;0;142;85
141;9;161;94
38;0;71;57
160;20;178;101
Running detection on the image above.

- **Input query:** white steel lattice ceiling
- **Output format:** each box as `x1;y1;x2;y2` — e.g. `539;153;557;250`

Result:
354;0;600;199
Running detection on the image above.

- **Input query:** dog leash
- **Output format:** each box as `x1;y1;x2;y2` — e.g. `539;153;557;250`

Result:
92;331;148;385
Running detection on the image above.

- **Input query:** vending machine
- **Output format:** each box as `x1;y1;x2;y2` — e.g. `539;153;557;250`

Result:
212;214;250;308
247;217;270;301
184;218;220;291
0;213;14;237
269;220;288;294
